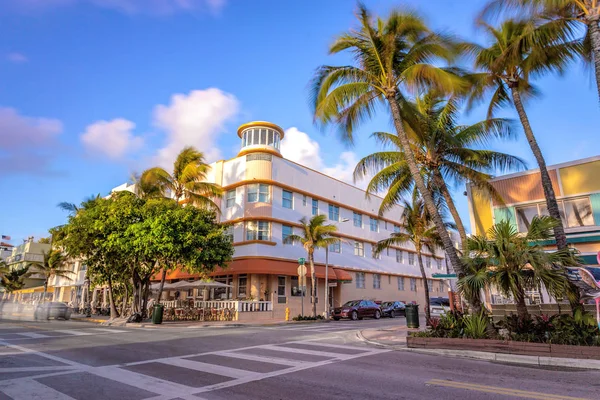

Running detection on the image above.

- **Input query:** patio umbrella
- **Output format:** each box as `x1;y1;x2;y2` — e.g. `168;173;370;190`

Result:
149;282;176;291
167;280;232;290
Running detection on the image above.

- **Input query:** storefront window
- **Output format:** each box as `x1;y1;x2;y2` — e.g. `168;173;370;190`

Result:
291;276;304;296
238;274;247;298
277;276;286;304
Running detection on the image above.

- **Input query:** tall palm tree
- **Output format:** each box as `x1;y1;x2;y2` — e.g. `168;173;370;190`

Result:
482;0;600;101
0;266;31;293
374;191;452;322
468;18;582;250
284;215;339;317
355;91;526;252
27;249;73;303
465;216;576;320
311;4;467;277
141;146;222;209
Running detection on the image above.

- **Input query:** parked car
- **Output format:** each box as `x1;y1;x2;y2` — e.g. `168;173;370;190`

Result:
34;302;72;320
429;297;450;317
332;300;381;321
380;301;406;318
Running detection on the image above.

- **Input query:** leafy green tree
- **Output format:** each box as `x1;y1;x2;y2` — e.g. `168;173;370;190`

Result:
482;0;600;101
284;215;339;317
374;191;451;322
141;146;222;209
355;91;525;251
311;4;467;276
27;249;73;303
465;216;576;319
468;18;582;250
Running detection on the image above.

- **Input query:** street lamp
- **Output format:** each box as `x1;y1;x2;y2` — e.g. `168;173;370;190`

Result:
325;217;350;319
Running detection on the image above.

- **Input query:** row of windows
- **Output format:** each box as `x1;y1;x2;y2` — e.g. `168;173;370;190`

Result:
241;128;281;150
515;197;595;233
356;272;445;292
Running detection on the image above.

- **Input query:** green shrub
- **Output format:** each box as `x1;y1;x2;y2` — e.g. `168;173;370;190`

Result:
463;313;489;339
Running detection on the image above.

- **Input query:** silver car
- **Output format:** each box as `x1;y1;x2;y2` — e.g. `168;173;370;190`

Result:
34;302;72;320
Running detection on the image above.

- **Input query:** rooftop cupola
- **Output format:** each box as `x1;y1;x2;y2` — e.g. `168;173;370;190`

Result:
237;121;284;157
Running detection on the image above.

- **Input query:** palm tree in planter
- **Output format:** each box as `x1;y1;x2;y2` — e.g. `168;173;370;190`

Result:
465;216;577;320
27;249;73;303
468;18;582;250
374;191;452;323
284;215;339;317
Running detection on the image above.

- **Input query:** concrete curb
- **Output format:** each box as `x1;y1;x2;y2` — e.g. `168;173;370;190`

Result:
357;330;600;370
77;318;331;329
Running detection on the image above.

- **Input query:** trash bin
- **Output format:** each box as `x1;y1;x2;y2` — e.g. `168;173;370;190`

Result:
405;304;419;328
152;304;164;324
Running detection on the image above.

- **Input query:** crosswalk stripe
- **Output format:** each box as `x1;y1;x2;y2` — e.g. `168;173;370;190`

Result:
0;378;76;400
15;332;48;338
264;345;347;359
292;341;370;351
54;330;93;336
88;328;129;333
160;358;256;379
92;366;195;396
215;351;303;367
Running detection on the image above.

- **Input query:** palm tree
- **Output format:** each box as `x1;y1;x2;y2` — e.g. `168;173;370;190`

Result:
482;0;600;101
311;4;467;277
355;91;526;252
468;18;582;250
465;216;576;320
284;215;339;317
374;191;452;322
141;146;222;209
0;266;31;293
27;249;73;303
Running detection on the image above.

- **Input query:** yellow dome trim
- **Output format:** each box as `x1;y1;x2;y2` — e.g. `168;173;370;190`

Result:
237;121;285;139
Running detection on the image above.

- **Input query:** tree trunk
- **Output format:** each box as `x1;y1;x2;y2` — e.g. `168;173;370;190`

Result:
141;278;151;319
42;280;48;303
587;15;600;103
309;251;317;318
510;87;567;250
107;276;119;319
387;96;465;277
121;283;128;316
417;251;432;323
513;283;529;321
156;268;167;303
433;171;467;254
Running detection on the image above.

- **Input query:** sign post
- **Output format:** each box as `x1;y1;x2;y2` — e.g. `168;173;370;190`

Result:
298;258;306;317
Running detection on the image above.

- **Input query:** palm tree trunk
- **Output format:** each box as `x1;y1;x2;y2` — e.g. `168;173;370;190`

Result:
416;252;432;323
387;96;464;277
513;282;529;321
510;87;567;250
42;279;48;303
107;276;119;319
433;171;467;253
587;15;600;103
309;251;317;318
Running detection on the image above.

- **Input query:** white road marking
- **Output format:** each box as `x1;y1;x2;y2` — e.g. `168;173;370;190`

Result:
0;366;76;373
92;366;196;397
15;332;48;339
0;378;76;400
160;358;256;379
0;340;86;368
263;345;350;359
54;330;93;336
88;328;129;333
291;340;372;351
216;351;305;366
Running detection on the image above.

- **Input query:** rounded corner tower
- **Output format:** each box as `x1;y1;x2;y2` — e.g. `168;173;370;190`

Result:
237;121;284;158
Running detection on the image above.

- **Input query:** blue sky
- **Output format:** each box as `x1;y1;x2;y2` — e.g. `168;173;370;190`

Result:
0;0;598;244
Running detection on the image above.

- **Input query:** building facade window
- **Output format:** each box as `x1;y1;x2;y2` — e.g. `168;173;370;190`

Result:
356;272;365;289
328;204;340;221
398;277;405;291
394;225;400;233
354;241;364;257
282;190;293;209
439;280;445;292
408;253;415;265
427;280;433;292
515;197;595;232
291;276;303;296
370;217;379;232
238;274;247;298
225;189;236;208
312;198;318;216
246;221;270;241
224;225;234;242
277;276;286;304
373;273;381;289
410;278;417;292
329;240;341;253
396;249;403;263
282;225;293;244
426;257;432;269
302;195;307;206
436;258;442;270
247;184;269;203
353;212;362;228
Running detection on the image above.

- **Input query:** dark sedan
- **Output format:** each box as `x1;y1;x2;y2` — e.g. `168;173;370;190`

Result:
332;300;381;321
380;301;406;318
34;302;72;320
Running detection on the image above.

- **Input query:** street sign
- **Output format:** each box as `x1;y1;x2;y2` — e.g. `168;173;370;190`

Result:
328;282;337;287
297;265;307;277
298;257;305;265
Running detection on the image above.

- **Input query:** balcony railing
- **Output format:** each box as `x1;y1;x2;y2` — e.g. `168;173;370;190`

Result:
161;300;272;312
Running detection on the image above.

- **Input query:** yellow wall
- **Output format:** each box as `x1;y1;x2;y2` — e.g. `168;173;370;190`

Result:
559;160;600;196
471;188;493;236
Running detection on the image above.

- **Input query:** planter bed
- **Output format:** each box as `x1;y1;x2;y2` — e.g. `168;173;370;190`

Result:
407;337;600;360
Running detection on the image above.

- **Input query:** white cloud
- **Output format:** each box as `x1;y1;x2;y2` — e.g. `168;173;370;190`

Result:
81;118;143;159
281;127;369;189
7;0;225;15
152;88;239;168
6;52;28;63
0;107;63;175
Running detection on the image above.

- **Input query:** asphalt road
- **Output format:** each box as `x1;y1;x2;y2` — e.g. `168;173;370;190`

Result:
1;317;599;400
